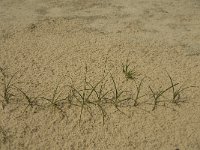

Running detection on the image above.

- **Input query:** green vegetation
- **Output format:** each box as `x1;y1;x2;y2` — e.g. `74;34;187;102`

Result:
0;61;195;124
0;67;19;109
122;60;138;81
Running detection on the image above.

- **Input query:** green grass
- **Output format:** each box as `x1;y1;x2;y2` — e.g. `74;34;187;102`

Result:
86;78;110;124
122;60;138;81
109;75;131;115
15;87;43;115
148;83;178;111
0;63;195;124
132;77;146;107
167;72;192;106
40;83;67;118
67;74;108;124
0;68;20;109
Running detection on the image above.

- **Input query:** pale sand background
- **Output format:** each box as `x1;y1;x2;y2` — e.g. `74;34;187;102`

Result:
0;0;200;150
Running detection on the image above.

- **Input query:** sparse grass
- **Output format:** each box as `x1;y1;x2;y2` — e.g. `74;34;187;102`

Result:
109;75;131;114
40;83;67;118
68;74;107;124
86;79;110;124
0;67;19;109
167;72;192;106
148;82;179;111
68;84;93;123
15;87;43;115
132;77;146;107
66;65;112;124
0;64;196;124
122;60;138;81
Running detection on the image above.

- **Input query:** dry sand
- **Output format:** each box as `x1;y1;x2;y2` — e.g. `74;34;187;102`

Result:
0;0;200;149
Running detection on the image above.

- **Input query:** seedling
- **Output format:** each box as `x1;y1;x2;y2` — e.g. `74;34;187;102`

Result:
122;60;138;81
109;75;131;114
41;83;67;118
0;63;196;125
15;87;43;115
167;73;193;106
68;75;107;124
0;68;19;109
148;82;179;111
132;77;146;106
86;79;111;124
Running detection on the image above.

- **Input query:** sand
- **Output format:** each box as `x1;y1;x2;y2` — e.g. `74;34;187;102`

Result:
0;0;200;149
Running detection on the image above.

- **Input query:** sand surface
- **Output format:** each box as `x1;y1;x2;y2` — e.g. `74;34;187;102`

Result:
0;0;200;149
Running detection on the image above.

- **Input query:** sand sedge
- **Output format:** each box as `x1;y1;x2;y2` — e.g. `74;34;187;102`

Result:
40;83;67;118
86;79;111;124
109;75;131;115
148;82;179;111
0;68;20;109
15;87;43;115
167;73;195;106
0;64;196;124
132;77;147;107
124;77;156;117
68;75;107;124
122;60;138;81
67;84;93;124
67;65;95;124
167;72;198;106
67;65;110;124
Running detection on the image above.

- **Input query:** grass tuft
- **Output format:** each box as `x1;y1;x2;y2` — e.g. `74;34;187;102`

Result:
86;79;110;124
122;60;138;81
40;83;67;118
148;82;179;111
109;75;131;115
68;74;107;124
167;72;195;106
132;77;146;106
0;64;196;125
15;87;43;115
0;68;20;109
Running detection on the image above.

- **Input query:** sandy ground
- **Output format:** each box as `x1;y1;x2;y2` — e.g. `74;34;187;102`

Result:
0;0;200;149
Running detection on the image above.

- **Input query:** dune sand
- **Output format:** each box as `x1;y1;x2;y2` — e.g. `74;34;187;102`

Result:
0;0;200;149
